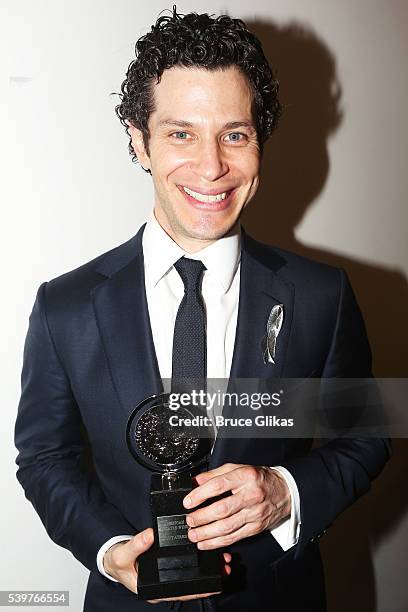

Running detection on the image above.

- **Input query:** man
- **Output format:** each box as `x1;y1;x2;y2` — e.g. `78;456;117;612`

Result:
15;8;390;612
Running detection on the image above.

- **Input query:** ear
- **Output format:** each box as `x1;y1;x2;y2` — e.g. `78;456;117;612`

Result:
128;123;151;170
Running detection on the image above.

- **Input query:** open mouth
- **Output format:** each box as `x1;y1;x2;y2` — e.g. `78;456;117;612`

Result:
178;185;235;210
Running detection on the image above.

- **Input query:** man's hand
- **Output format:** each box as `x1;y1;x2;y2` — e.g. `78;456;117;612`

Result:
184;464;291;550
103;528;231;603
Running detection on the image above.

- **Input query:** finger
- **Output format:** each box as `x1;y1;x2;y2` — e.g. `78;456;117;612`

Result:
148;591;221;603
223;552;232;563
128;528;154;560
189;509;247;543
184;469;245;509
187;491;244;527
194;463;243;485
197;523;254;550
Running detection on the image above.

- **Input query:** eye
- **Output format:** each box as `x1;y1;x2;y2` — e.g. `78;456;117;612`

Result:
224;132;246;143
172;131;190;140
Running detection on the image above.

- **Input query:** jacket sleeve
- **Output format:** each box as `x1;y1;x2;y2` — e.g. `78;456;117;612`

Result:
15;283;137;573
280;269;391;557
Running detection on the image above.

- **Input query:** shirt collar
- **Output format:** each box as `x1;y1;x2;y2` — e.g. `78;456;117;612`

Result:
142;210;241;293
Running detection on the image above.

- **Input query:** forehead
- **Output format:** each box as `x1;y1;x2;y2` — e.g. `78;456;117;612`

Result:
150;65;254;125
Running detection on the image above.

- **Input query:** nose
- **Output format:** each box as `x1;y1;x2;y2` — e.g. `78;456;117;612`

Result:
192;140;229;182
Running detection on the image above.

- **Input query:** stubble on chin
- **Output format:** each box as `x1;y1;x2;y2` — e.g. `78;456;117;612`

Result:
183;214;240;243
155;199;242;248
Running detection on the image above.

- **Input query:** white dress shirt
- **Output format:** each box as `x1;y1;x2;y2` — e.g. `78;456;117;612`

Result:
97;212;301;582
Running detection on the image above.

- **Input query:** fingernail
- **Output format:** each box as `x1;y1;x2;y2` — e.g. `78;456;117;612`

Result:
184;496;192;507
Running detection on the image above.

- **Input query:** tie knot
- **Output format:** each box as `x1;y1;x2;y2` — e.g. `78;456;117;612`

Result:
174;257;206;294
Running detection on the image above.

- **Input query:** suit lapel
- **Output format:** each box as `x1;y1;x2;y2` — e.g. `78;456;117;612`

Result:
210;232;295;467
229;240;294;381
89;224;294;465
90;226;162;419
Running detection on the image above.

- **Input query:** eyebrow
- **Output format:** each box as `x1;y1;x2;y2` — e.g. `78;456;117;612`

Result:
158;119;256;131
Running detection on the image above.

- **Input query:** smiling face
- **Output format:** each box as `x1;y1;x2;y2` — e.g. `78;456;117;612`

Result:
129;66;261;252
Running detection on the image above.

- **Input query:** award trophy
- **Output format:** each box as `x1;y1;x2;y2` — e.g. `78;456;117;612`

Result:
126;393;222;599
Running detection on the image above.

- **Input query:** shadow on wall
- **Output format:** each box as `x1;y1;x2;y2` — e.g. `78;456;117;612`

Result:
243;20;408;612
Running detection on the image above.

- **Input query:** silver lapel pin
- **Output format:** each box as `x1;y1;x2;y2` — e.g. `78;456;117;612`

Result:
261;304;284;365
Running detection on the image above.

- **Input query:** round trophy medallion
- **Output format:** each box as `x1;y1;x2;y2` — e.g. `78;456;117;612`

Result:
126;393;214;473
135;404;199;466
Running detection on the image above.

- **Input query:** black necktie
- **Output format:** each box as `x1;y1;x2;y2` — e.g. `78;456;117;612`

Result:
171;257;206;393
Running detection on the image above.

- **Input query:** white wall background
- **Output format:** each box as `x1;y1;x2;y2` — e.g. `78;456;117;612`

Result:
2;1;407;610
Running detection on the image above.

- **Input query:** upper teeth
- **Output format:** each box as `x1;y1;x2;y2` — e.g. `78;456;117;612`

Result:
183;186;228;203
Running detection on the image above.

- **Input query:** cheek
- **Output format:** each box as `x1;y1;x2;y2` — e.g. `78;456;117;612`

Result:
150;143;191;178
234;150;261;181
167;154;194;178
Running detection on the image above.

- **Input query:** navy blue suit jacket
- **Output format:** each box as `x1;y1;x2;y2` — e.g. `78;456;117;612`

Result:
15;225;390;611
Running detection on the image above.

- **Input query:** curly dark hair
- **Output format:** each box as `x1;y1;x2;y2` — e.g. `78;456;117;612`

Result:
115;6;282;171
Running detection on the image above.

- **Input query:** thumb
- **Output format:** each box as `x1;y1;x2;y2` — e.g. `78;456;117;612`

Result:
129;528;154;560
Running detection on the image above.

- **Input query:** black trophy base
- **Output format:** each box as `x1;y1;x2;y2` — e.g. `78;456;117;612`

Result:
137;472;223;600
